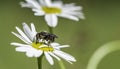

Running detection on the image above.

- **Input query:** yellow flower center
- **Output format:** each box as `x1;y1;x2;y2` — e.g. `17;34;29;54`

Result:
42;6;61;14
31;42;54;52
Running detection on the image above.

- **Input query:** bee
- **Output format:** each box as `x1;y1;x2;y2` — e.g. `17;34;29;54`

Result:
36;31;58;45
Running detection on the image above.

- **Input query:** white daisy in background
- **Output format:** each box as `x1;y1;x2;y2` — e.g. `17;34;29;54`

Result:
20;0;85;27
11;23;76;65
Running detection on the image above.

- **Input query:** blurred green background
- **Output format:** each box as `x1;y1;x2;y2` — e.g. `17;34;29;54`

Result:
0;0;120;69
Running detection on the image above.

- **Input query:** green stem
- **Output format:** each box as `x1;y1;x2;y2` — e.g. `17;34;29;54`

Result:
37;55;43;69
58;60;66;69
48;26;66;69
48;26;53;34
87;40;120;69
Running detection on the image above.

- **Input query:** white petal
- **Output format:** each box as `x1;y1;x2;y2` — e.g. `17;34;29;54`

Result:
62;4;85;20
64;3;76;7
31;23;37;35
62;10;85;19
55;45;69;49
44;0;52;6
48;52;61;61
27;47;42;57
50;42;60;46
52;1;63;7
22;23;31;33
16;27;32;43
62;9;82;15
16;47;30;52
51;43;69;49
26;52;34;57
45;14;58;27
58;14;79;21
64;5;82;11
24;47;38;57
20;2;31;8
30;23;37;40
53;50;76;64
44;52;54;65
15;44;40;57
25;0;40;9
11;42;30;47
11;32;30;44
34;12;44;16
22;23;33;40
34;51;43;57
27;48;43;57
32;9;45;16
38;0;45;5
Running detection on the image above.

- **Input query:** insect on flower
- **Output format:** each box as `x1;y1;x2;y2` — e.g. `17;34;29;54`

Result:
11;23;76;65
36;31;58;45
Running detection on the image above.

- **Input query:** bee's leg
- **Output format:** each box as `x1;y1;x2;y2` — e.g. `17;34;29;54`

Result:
36;38;39;44
46;40;50;46
51;38;54;42
35;33;39;43
41;39;44;43
35;40;38;44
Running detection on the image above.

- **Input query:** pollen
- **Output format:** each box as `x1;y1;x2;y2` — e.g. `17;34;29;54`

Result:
40;47;54;52
42;6;61;14
31;42;54;52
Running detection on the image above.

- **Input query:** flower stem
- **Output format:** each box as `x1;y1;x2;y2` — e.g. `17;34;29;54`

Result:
48;26;66;69
86;40;120;69
58;60;66;69
37;55;43;69
48;26;53;34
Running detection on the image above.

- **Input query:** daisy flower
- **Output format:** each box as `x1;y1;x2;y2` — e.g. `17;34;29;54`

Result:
10;23;76;65
20;0;85;27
